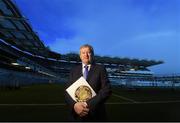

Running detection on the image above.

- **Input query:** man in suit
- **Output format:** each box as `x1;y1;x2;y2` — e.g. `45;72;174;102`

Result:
64;44;112;121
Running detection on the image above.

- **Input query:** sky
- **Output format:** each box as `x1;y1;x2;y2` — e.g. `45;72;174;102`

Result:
13;0;180;75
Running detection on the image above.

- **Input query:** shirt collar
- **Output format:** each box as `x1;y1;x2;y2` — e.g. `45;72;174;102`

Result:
82;63;91;69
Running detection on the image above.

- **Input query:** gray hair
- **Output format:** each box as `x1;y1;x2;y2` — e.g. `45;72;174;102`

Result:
79;44;94;56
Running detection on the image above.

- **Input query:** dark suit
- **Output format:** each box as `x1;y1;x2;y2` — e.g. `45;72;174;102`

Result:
64;63;112;121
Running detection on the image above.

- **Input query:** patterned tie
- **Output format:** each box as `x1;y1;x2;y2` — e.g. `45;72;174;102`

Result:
84;65;88;80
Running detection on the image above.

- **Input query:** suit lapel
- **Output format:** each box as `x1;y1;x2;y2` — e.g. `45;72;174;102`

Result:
87;64;95;82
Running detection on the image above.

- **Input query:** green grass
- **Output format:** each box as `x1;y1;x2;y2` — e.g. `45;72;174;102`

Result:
0;83;67;121
0;84;180;121
0;84;65;104
112;86;180;102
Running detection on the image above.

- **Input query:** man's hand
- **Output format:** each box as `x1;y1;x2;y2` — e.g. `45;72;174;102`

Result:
74;102;89;117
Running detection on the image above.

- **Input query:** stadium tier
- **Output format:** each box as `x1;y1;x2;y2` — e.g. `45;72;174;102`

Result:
1;0;179;89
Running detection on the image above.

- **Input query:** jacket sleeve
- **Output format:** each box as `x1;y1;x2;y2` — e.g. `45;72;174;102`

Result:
64;69;76;110
86;66;112;111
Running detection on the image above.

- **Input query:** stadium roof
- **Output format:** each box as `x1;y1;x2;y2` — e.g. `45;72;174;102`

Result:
0;0;163;72
61;53;163;68
0;0;60;59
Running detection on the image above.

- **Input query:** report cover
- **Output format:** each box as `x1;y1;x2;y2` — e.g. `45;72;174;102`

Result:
66;76;96;102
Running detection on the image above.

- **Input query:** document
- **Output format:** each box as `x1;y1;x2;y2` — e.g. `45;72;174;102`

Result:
66;76;96;102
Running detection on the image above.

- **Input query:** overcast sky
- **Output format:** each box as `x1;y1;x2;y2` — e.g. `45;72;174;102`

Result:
13;0;180;75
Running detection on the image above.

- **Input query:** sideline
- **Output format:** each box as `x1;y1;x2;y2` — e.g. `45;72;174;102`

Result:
112;93;139;103
0;99;180;106
0;103;66;106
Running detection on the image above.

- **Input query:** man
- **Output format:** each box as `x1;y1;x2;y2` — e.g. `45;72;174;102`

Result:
64;44;111;121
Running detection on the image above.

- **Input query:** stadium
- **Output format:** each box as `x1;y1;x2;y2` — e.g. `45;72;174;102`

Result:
0;0;180;121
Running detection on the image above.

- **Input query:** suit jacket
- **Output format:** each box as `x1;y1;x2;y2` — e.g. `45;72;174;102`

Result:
64;63;112;121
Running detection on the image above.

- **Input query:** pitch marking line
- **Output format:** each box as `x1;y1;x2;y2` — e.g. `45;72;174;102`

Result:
138;100;180;104
106;102;135;105
112;93;139;103
0;103;135;106
107;100;180;105
0;100;180;106
0;103;66;106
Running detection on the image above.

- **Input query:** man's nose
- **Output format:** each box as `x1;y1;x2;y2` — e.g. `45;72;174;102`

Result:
84;53;89;56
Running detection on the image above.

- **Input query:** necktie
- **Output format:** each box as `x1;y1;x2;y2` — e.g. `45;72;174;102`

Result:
84;65;88;80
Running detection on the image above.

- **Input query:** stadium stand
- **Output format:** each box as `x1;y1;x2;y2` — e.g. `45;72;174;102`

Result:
0;0;62;88
0;0;179;89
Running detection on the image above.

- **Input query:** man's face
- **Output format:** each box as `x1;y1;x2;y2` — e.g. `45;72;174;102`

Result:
80;47;92;65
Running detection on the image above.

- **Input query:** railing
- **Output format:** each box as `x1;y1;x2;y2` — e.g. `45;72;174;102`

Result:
109;74;180;89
